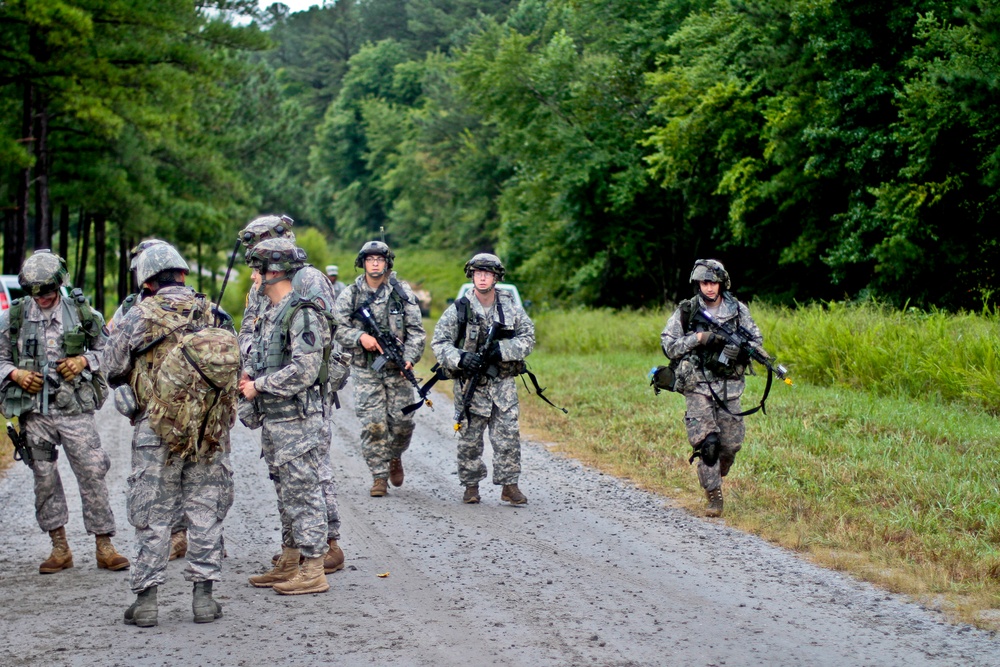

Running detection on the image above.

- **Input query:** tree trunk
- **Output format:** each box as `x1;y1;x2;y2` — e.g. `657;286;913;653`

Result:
3;209;18;274
118;231;130;303
58;204;69;260
76;211;91;289
197;237;203;293
94;215;106;313
14;81;33;268
33;102;50;251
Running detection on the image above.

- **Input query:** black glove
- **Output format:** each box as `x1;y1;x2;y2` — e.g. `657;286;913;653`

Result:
700;332;726;349
721;344;740;362
459;352;483;372
483;341;503;364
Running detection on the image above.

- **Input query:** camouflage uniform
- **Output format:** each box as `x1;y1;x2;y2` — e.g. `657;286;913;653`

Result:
333;271;425;481
240;264;342;544
104;285;235;593
660;292;763;493
431;289;535;487
0;297;116;536
247;291;332;559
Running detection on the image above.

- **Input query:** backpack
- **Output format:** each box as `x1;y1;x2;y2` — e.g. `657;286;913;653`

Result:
147;326;240;462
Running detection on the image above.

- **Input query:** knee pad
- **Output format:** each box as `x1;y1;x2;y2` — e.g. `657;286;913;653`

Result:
691;433;720;467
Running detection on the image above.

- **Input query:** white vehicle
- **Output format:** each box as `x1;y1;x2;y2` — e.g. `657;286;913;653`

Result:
453;282;526;310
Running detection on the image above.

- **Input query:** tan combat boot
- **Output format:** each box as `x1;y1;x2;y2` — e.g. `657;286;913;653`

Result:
169;530;188;561
273;555;330;595
324;539;345;574
370;478;388;497
463;484;480;504
501;484;527;505
95;534;130;571
249;547;300;588
39;526;73;574
389;457;404;487
705;487;724;517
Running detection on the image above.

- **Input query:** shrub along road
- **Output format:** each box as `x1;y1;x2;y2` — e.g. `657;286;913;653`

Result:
0;386;996;666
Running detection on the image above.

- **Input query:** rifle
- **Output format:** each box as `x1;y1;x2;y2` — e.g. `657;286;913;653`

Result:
454;320;501;431
694;309;791;416
213;239;243;328
694;309;791;383
6;420;33;468
353;305;432;415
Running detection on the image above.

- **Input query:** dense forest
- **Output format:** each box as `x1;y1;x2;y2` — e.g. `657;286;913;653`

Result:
2;0;999;311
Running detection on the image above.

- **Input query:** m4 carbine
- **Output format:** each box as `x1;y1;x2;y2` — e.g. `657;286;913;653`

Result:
353;305;432;414
695;309;791;384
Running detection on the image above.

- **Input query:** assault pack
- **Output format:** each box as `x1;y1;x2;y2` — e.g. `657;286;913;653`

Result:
130;294;239;460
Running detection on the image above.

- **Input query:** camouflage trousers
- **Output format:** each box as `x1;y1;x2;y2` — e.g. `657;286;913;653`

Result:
126;421;234;593
24;412;116;535
457;402;521;487
352;366;415;479
683;392;745;492
318;439;341;541
261;415;330;558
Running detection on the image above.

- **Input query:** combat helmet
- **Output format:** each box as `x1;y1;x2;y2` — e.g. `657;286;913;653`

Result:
246;238;307;275
19;250;69;297
464;253;505;281
239;214;295;250
129;239;167;271
354;241;394;270
689;259;730;290
136;243;189;286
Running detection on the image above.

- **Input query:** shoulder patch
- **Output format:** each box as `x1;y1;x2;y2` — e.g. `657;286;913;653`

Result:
302;331;316;347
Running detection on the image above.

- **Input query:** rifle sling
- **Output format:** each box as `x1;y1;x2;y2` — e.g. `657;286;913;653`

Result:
701;364;773;417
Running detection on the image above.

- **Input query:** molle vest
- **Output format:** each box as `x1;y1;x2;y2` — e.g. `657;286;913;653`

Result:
252;296;329;421
454;292;523;379
351;276;413;368
4;291;106;416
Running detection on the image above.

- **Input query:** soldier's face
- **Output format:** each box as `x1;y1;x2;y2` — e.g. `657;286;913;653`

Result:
473;270;497;293
33;291;60;310
365;255;387;278
699;280;720;304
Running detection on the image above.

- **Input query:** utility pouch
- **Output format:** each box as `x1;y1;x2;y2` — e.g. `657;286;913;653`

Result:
63;329;87;356
649;364;678;394
1;384;35;418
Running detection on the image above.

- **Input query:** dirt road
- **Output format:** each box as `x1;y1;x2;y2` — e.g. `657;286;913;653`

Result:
1;387;996;666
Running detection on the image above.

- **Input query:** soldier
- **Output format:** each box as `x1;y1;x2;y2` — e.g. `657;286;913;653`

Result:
0;250;129;574
430;253;535;505
240;239;331;595
108;239;189;564
333;241;425;497
325;264;346;301
238;214;345;575
660;259;770;517
104;243;233;627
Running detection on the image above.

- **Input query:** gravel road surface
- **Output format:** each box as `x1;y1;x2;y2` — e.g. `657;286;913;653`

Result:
1;387;996;666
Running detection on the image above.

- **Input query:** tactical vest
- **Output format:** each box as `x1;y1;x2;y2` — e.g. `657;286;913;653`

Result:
252;295;330;421
350;276;413;368
451;292;523;379
129;292;214;414
677;296;748;381
3;290;107;417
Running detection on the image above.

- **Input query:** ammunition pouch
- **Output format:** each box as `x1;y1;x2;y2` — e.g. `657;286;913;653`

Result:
1;383;35;419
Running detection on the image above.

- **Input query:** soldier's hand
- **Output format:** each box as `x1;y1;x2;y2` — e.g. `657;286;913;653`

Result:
56;356;88;380
239;376;258;400
721;344;740;362
360;333;383;353
459;352;483;372
697;332;725;348
11;369;44;393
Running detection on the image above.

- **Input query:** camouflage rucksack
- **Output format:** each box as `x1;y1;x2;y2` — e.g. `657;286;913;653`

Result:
147;327;240;462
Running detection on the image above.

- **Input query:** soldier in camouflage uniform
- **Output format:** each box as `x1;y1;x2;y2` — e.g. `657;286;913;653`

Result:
430;254;535;505
240;239;331;596
237;215;345;575
661;259;770;517
325;264;346;301
0;250;129;574
108;239;189;563
333;241;426;497
105;243;233;627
